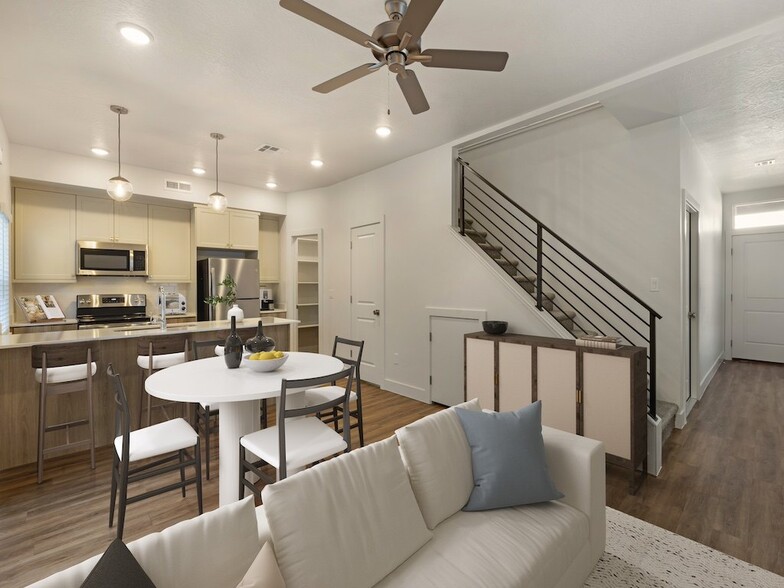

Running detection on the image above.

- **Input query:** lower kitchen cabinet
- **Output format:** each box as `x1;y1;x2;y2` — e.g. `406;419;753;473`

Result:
465;332;647;491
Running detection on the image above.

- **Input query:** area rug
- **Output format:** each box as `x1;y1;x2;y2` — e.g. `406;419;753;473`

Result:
584;508;782;587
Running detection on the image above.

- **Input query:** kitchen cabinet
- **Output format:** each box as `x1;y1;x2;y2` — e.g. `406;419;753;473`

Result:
14;188;77;282
465;332;647;491
194;206;259;250
76;195;148;244
259;216;281;282
148;205;191;282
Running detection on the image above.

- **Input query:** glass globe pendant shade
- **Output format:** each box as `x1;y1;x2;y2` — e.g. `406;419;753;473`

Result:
107;175;133;202
208;191;227;212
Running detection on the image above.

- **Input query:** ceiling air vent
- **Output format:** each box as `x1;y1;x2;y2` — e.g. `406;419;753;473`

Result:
256;144;281;154
165;180;192;192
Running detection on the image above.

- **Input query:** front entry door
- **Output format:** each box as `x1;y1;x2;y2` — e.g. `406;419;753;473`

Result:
731;233;784;363
350;222;384;384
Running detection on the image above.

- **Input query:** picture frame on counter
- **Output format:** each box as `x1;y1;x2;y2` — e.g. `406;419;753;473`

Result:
15;294;65;322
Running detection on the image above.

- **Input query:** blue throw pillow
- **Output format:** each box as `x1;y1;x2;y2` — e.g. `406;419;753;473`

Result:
455;401;563;511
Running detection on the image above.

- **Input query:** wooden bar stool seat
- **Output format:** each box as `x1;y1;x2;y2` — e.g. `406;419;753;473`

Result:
137;335;189;428
32;343;99;484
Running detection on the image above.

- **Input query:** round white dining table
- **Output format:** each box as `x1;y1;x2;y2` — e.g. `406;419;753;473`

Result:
145;352;344;506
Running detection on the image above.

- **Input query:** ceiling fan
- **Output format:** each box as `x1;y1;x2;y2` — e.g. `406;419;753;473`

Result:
279;0;509;114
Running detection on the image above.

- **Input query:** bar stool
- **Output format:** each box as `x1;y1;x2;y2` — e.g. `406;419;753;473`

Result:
137;334;189;428
191;338;224;480
32;343;99;484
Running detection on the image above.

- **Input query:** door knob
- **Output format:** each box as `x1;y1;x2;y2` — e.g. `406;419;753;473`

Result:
688;312;696;319
373;309;380;316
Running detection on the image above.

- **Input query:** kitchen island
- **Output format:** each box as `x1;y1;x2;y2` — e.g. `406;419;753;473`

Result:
0;318;298;471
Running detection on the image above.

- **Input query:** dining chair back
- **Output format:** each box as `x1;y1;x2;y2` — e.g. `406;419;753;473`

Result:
31;343;99;484
239;366;354;501
107;364;203;539
304;337;366;446
190;338;225;479
136;334;189;427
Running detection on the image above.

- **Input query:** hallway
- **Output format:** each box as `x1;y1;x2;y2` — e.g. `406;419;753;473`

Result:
606;359;784;575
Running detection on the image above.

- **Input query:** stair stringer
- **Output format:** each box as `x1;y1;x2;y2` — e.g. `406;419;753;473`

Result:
450;226;574;338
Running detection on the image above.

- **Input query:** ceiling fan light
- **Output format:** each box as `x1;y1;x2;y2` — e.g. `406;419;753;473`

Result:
310;159;324;168
208;191;227;212
375;125;391;138
107;176;133;202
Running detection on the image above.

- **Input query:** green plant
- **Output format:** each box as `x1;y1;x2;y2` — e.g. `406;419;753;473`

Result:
204;274;237;307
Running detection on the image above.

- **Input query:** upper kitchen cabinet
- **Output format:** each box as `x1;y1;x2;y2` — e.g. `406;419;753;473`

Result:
259;216;281;282
76;195;148;244
194;206;259;250
14;187;77;282
148;204;192;282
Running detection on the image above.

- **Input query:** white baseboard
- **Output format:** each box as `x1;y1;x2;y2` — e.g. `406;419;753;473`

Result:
675;408;688;429
647;415;663;476
384;378;429;404
699;353;724;399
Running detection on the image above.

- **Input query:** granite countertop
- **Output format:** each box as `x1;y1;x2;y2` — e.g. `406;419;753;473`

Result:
9;318;80;328
0;318;299;350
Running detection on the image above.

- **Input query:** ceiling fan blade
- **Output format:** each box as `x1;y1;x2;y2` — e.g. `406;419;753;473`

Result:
313;63;382;93
279;0;375;47
421;49;509;71
396;70;430;114
397;0;444;49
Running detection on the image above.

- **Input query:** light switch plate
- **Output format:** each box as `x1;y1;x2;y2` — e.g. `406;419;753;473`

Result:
650;277;660;292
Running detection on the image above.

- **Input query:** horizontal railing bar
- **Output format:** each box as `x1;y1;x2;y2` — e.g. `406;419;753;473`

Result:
464;196;539;257
458;158;661;319
465;208;540;283
539;275;608;336
464;177;538;237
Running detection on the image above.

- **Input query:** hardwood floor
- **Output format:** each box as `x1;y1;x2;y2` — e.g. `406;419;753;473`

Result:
1;360;782;585
606;359;784;576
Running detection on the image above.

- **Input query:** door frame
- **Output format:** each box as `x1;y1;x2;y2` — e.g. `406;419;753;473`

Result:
681;191;700;422
289;228;323;353
349;218;385;386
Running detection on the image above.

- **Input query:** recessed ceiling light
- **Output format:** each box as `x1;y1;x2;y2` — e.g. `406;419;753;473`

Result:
118;23;153;46
310;159;324;168
375;125;391;138
266;182;278;189
754;159;776;168
192;167;206;175
91;147;109;156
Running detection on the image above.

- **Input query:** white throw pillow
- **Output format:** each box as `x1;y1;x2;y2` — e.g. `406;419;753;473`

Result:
236;542;286;588
395;398;481;529
261;436;432;588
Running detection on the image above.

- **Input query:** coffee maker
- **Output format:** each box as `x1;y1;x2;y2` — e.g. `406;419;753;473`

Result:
260;287;274;311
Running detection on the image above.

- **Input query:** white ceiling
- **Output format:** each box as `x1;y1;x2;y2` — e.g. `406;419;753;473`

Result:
1;0;783;194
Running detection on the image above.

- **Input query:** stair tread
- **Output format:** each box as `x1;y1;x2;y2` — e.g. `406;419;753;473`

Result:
551;309;577;320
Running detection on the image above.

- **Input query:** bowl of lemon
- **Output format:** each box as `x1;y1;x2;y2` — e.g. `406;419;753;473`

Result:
246;350;288;372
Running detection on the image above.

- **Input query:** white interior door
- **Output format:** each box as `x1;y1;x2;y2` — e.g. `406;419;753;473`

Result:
351;222;384;384
732;233;784;363
430;315;482;406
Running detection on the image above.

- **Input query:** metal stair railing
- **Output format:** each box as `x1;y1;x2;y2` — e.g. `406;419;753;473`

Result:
457;157;662;419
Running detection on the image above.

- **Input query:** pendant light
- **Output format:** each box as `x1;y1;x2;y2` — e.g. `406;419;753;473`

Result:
208;132;228;212
106;105;133;202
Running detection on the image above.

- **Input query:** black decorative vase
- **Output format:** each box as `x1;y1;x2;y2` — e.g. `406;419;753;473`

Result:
245;320;275;353
224;316;243;369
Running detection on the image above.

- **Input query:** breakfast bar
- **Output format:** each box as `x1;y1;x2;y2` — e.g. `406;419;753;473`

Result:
0;318;298;472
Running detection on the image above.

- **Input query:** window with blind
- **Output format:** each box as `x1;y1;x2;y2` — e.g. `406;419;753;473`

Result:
0;213;9;333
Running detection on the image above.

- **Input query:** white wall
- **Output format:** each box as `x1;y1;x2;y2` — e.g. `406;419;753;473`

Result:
286;144;556;402
463;108;684;408
679;122;724;406
10;144;286;215
0;116;10;219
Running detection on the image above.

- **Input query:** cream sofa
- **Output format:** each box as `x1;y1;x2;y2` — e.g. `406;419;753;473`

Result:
31;400;605;588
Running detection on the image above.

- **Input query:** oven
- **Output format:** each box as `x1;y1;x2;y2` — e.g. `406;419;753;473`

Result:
76;293;152;329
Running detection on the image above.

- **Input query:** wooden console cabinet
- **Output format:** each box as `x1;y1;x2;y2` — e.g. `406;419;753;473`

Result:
465;332;647;491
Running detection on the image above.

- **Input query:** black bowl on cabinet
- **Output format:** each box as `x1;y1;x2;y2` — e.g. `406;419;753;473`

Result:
482;320;508;335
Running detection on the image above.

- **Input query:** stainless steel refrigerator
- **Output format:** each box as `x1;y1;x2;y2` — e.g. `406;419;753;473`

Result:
197;258;259;321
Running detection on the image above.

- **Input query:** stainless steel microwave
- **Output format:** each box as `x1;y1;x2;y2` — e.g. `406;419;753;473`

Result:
76;241;148;276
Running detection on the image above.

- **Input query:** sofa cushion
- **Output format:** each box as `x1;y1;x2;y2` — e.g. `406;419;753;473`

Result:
375;500;590;588
395;398;480;529
456;401;563;510
236;542;285;588
28;496;261;588
80;538;155;588
261;436;432;588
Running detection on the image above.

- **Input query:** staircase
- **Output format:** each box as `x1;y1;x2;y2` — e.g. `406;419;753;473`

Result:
457;158;662;419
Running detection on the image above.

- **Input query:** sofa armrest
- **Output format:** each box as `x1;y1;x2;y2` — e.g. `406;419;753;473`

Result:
542;426;605;563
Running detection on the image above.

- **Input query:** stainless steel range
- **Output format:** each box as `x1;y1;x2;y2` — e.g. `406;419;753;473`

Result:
76;294;151;329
